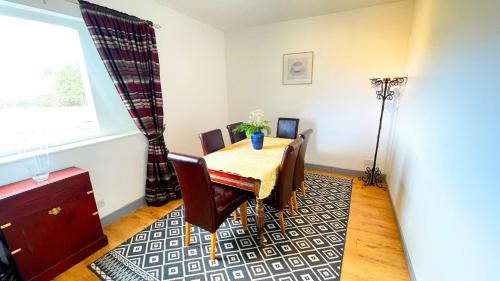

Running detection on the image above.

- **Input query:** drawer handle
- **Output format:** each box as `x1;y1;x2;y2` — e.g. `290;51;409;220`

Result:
0;223;11;229
48;207;62;216
11;248;21;255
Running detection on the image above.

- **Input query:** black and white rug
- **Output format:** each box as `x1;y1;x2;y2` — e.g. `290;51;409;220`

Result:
89;173;353;281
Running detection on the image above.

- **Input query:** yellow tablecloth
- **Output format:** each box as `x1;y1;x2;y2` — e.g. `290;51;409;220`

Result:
203;137;293;199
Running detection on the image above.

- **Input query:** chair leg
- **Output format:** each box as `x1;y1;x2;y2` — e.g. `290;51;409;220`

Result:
301;181;305;197
289;198;295;216
292;191;298;211
210;233;217;261
233;211;238;221
278;211;285;233
185;222;190;246
240;202;248;231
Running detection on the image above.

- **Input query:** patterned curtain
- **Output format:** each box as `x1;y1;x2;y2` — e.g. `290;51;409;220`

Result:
78;0;180;206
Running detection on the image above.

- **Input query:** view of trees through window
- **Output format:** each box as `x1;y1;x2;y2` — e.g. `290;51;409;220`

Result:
0;64;87;109
0;14;99;155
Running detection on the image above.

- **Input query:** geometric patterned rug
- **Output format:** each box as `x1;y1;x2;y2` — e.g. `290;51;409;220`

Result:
89;173;353;281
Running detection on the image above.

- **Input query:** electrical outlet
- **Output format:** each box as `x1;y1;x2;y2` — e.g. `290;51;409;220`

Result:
96;199;105;210
364;160;374;167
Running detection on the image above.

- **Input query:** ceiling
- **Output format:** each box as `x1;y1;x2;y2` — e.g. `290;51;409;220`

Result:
157;0;401;31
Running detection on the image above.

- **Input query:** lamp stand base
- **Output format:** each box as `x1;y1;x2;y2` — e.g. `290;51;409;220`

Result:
360;167;385;188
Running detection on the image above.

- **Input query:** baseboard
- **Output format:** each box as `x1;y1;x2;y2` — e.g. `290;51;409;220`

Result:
387;187;417;281
305;163;365;177
100;197;146;227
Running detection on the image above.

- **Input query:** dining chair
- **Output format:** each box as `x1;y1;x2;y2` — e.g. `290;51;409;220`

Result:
201;127;239;221
168;152;249;261
292;129;313;210
199;129;225;156
226;122;247;144
264;137;303;233
277;118;300;139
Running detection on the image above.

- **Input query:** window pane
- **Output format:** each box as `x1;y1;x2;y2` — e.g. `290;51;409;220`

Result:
0;15;99;154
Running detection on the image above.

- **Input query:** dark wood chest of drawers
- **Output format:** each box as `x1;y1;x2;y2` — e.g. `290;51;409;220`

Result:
0;167;108;280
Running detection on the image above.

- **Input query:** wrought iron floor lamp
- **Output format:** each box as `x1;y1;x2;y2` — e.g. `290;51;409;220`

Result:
361;77;407;187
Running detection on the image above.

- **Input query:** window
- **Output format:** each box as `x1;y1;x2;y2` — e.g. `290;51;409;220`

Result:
0;15;98;153
0;2;136;156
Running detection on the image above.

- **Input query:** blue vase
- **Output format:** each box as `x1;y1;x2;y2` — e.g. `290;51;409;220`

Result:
251;131;264;150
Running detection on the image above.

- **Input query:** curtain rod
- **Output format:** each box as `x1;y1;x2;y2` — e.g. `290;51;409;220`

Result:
59;0;162;29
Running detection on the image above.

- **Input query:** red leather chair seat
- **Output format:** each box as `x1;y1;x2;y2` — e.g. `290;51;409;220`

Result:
213;183;248;217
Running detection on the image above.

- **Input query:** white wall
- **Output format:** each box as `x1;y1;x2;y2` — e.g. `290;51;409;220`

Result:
225;1;414;172
387;0;500;280
0;0;228;217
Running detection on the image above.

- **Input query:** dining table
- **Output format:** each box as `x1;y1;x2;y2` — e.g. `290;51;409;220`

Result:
203;137;293;245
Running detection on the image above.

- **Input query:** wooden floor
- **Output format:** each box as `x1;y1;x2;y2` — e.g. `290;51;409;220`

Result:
55;170;410;281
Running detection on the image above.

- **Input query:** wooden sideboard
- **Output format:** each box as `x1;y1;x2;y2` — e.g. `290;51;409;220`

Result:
0;167;108;281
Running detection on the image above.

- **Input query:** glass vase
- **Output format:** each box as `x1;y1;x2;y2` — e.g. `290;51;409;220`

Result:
23;144;50;182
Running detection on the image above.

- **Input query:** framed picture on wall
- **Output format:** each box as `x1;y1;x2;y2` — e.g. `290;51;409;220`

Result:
282;51;314;85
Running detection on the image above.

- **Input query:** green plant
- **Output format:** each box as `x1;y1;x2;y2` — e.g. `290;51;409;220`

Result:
233;109;271;137
233;121;271;136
